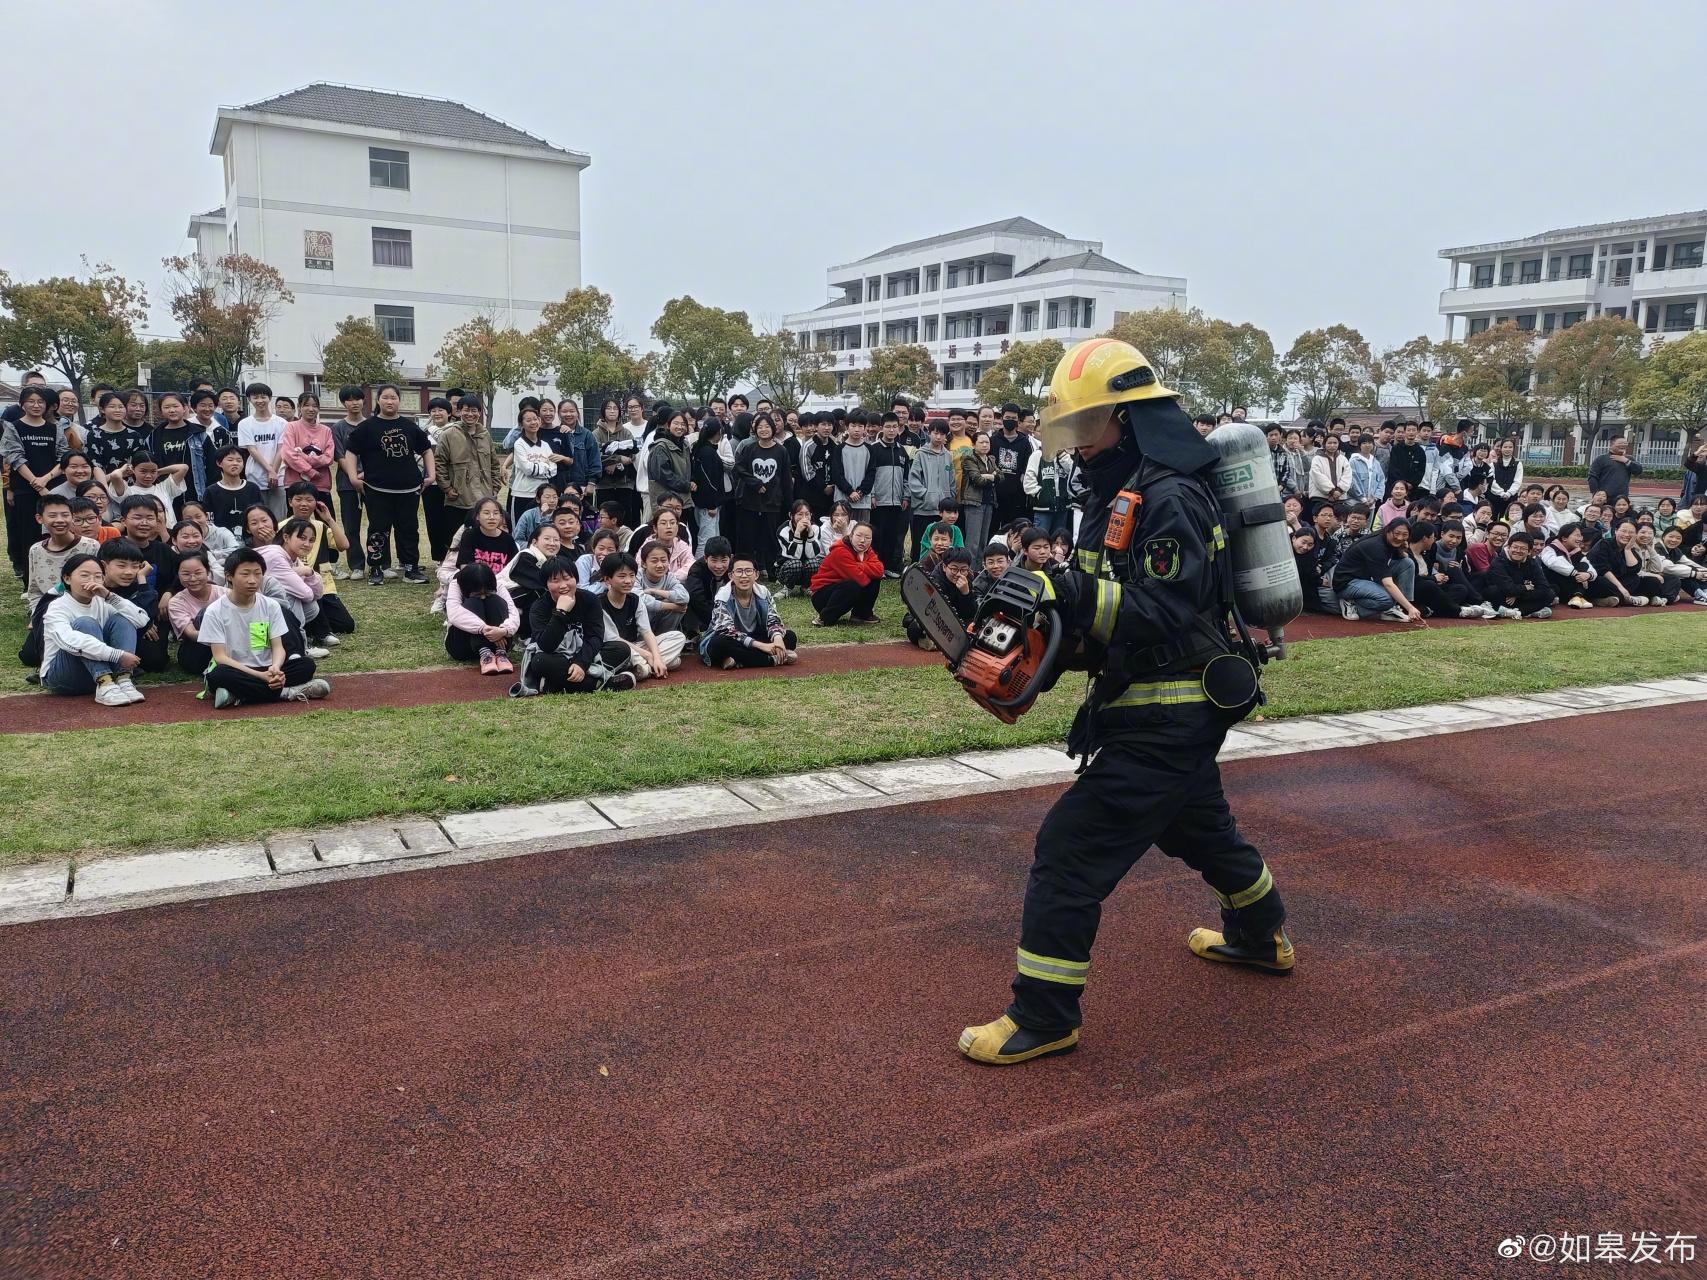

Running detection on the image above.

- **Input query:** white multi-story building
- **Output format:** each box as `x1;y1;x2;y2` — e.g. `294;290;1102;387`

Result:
1439;211;1707;464
1439;210;1707;344
782;217;1185;408
190;82;588;410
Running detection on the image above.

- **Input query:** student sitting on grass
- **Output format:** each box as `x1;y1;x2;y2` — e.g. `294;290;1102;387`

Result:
684;535;733;636
445;561;519;674
808;520;884;626
574;528;621;596
591;500;633;556
260;517;333;658
970;539;1012;601
776;500;830;597
1017;525;1054;573
99;538;170;671
705;552;797;668
110;449;188;514
511;482;560;548
201;548;329;708
513;554;634;696
912;520;957;577
27;494;98;609
549;503;587;558
600;551;679;678
66;496;111;548
920;497;965;550
116;494;179;595
40;552;149;706
500;523;562;639
167;549;224;675
203;444;264;532
905;546;977;650
628;502;694;576
636;539;690;635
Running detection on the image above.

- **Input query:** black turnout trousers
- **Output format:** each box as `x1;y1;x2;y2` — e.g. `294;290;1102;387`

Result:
1007;727;1285;1033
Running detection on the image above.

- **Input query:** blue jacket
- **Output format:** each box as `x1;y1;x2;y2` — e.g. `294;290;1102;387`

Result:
562;423;602;491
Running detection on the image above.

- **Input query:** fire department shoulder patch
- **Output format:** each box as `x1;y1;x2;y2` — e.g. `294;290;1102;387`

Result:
1142;537;1181;580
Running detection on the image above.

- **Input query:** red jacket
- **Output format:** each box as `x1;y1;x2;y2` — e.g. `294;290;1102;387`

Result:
810;537;884;593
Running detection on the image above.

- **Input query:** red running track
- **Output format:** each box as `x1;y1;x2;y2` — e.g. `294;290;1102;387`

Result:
3;703;1705;1278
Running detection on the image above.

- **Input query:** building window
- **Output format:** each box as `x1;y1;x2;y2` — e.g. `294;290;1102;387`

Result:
1542;313;1556;334
866;323;879;347
374;305;415;344
1468;318;1490;336
1645;304;1660;333
1082;299;1094;329
946;266;959;288
867;277;880;301
925;266;939;291
1020;304;1038;332
1500;262;1514;285
1663;303;1698;331
369;147;410;190
1567;253;1592;279
1606;307;1627;320
923;316;938;342
1547;256;1562;280
1473;264;1494;288
1516;314;1536;331
835;372;848;394
1653;244;1669;270
1560;310;1586;330
1046;301;1061;329
1519;259;1541;283
372;227;413;268
1673;241;1705;269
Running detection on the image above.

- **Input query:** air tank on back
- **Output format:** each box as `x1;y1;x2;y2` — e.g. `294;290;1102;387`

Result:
1205;423;1303;655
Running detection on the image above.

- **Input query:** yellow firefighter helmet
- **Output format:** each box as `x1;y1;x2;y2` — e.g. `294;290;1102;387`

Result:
1038;338;1179;456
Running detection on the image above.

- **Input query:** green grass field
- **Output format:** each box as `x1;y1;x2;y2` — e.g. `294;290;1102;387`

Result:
3;610;1703;866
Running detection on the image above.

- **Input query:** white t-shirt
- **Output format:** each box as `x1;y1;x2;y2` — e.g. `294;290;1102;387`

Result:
197;592;287;669
238;414;284;489
126;475;185;510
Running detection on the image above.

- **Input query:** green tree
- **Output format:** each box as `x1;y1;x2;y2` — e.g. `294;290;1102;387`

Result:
0;260;146;423
1533;316;1645;455
1281;324;1372;423
135;338;213;394
161;252;293;391
437;312;540;416
1104;306;1213;394
650;296;757;405
849;342;939;409
751;328;835;413
973;338;1065;412
1197;321;1284;414
531;286;643;405
1626;330;1707;439
1385;335;1445;416
318;316;402;388
1431;322;1535;435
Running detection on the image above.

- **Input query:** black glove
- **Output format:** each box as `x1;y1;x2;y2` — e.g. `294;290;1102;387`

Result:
1044;568;1099;635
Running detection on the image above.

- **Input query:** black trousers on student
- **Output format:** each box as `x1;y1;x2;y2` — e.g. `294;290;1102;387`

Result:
317;593;355;634
177;638;212;676
811;576;882;624
1009;730;1284;1033
363;488;420;570
704;628;798;667
135;623;171;673
908;513;934;565
531;652;601;694
205;653;317;704
5;482;36;575
336;487;369;572
444;593;513;662
601;486;641;529
734;507;780;575
871;505;905;574
422;484;456;563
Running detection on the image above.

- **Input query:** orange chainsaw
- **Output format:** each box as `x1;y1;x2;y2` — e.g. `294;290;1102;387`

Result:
901;565;1063;724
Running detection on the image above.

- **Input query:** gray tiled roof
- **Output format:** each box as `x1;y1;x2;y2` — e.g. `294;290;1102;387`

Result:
856;217;1067;262
1015;251;1139;277
233;83;579;157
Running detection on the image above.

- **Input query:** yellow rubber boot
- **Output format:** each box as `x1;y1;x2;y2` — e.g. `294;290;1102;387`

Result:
957;1015;1079;1065
1188;926;1295;974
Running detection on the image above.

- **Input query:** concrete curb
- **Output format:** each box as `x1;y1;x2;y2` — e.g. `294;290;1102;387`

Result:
4;674;1706;929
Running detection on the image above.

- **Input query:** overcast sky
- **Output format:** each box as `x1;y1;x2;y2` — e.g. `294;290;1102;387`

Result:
6;0;1705;359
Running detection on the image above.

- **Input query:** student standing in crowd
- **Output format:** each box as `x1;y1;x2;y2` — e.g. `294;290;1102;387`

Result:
83;392;150;484
906;420;956;561
2;385;76;577
236;383;288;517
342;384;434;587
593;398;641;527
866;413;910;577
203;445;264;533
831;415;875;519
646;409;695;528
418;397;456;563
958;431;998;554
436;392;498;538
147;392;199;508
331;385;367;578
733;413;792;575
691;418;729;544
278;393;336;507
507;405;560;528
705;552;797;668
990;405;1034;530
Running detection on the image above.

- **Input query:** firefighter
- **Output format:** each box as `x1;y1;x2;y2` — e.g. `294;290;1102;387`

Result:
958;338;1293;1066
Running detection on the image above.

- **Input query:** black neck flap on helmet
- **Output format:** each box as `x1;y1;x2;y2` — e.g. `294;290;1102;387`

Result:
1119;397;1220;476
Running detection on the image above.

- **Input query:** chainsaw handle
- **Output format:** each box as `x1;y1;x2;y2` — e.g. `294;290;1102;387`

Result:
986;603;1062;713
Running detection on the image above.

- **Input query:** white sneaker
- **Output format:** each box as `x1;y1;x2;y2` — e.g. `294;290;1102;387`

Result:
1479;603;1498;618
281;677;331;701
721;656;737;670
1693;590;1707;605
1458;605;1483;618
1379;606;1410;622
1628;596;1648;607
1495;606;1522;619
95;681;131;707
1340;600;1361;622
332;567;351;581
305;644;331;659
1651;596;1669;607
382;567;399;580
429;597;446;616
1529;607;1552;619
117;676;145;703
782;649;798;665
